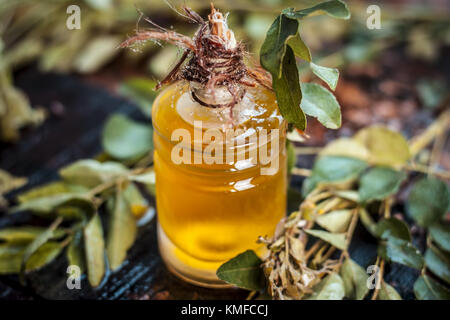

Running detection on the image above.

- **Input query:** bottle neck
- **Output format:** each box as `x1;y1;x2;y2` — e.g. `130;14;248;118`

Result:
189;81;245;109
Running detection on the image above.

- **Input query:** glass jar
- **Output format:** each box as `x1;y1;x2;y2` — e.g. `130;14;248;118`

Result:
152;81;287;287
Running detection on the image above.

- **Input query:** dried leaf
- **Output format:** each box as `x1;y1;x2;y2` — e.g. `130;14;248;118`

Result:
106;190;137;270
305;273;345;300
316;209;353;233
73;36;121;73
354;126;410;167
319;138;369;161
340;258;369;300
84;214;105;287
305;229;347;250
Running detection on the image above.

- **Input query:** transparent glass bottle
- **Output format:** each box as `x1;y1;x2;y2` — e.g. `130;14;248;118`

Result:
152;81;287;287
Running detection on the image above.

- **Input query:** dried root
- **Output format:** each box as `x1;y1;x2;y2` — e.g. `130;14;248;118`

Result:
120;3;272;110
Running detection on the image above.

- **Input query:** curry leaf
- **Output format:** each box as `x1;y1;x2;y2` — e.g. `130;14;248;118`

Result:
272;46;306;130
0;226;66;244
303;156;368;195
102;114;153;160
304;229;347;250
284;0;351;20
10;193;95;217
374;218;411;241
260;14;299;78
67;230;86;274
216;250;265;291
310;62;339;90
359;167;406;203
378;282;402;300
306;273;345;300
340;258;369;300
414;275;450;300
60;159;129;188
106;190;137;270
300;82;341;129
407;177;450;227
316;209;353;233
84;214;105;287
354;126;410;167
378;237;424;270
425;247;450;284
19;217;63;283
429;223;450;252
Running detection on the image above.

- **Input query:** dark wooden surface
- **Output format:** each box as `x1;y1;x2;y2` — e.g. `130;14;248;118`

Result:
0;68;419;300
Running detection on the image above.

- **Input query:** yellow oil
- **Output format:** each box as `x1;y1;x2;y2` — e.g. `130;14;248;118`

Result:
152;81;287;284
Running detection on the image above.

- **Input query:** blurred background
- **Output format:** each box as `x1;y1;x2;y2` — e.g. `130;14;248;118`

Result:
0;0;449;145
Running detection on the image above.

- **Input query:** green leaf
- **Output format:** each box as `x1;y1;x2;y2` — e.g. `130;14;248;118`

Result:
0;242;62;274
60;159;129;188
84;214;105;287
10;193;95;217
118;77;158;117
310;62;339;90
17;182;88;203
284;0;351;20
354;126;411;167
425;247;450;284
374;218;411;241
340;258;369;300
216;250;265;291
306;273;345;300
316;209;353;233
407;177;450;227
106;190;137;270
304;229;347;250
300;82;341;129
67;230;86;274
287;33;311;62
429;223;450;252
359;167;407;203
272;46;306;130
303;156;368;195
414;275;450;300
378;237;424;270
25;242;63;272
0;226;66;244
102;114;153;160
260;14;299;78
378;282;402;300
19;217;63;282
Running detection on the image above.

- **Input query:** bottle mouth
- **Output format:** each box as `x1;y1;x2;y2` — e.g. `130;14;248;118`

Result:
189;81;245;109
